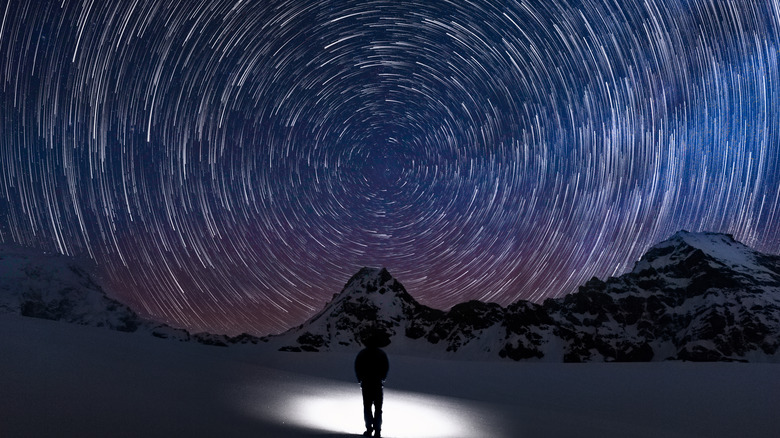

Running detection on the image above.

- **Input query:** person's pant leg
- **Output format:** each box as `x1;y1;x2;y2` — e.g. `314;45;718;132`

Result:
373;387;383;432
362;382;384;432
362;385;375;430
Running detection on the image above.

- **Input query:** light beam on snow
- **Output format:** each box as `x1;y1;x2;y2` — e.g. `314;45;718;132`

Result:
291;388;480;437
248;379;495;437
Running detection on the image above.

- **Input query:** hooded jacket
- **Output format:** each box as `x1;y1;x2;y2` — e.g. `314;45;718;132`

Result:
355;347;389;385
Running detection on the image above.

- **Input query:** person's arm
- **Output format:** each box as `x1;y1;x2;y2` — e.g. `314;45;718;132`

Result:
355;352;363;382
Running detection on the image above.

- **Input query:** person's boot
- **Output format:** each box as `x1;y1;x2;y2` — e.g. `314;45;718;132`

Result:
374;430;381;437
363;428;373;436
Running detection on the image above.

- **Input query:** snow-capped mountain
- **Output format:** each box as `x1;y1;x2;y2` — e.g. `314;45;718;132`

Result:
545;231;780;362
271;231;780;362
269;267;558;357
271;267;441;351
0;245;261;346
4;231;778;361
0;246;143;331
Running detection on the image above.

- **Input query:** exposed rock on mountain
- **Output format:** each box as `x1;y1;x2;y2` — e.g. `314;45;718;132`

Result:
272;267;441;352
3;231;778;362
271;232;780;362
547;231;780;362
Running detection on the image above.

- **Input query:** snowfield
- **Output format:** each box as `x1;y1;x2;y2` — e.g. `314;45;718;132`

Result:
1;315;777;438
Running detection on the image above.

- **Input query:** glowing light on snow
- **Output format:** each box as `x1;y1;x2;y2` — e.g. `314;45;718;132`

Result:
290;388;478;438
243;379;491;437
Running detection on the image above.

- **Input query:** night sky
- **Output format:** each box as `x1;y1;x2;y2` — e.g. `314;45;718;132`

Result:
2;0;779;336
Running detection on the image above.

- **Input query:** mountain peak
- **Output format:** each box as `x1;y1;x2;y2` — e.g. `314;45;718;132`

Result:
667;230;739;250
636;231;747;269
273;267;441;351
630;230;780;289
337;267;412;302
346;267;393;288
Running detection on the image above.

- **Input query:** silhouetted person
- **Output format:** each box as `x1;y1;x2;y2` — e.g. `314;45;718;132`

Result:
354;334;389;437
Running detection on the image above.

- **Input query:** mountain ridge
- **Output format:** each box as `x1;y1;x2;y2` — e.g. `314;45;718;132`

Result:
269;231;780;362
1;231;778;362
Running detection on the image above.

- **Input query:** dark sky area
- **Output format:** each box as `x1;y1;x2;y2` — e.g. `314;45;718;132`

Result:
2;0;779;335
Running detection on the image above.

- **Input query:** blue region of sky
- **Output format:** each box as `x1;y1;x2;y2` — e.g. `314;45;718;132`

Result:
1;0;779;335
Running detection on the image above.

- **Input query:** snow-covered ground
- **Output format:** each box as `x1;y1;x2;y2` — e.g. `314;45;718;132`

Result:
1;315;777;438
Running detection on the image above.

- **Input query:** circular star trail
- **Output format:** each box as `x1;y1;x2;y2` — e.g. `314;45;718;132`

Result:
2;0;780;335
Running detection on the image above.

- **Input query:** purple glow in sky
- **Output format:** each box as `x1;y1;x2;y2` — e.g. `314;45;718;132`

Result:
2;0;779;335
